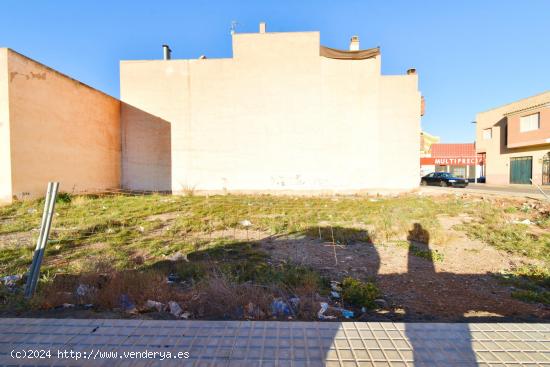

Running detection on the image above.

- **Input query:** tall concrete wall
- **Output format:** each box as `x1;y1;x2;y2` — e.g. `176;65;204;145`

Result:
5;49;121;199
379;76;421;189
0;49;12;203
121;103;172;191
476;91;550;185
120;31;421;194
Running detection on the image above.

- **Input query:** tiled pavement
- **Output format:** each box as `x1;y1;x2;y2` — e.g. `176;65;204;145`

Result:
0;318;548;366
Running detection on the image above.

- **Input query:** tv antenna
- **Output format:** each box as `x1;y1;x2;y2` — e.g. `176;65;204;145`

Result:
230;21;238;35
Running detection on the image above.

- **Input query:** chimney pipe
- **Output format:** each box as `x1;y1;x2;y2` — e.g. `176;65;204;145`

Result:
349;35;360;51
259;22;266;33
162;44;172;60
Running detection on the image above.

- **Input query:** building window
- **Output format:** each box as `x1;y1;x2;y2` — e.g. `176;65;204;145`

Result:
483;128;492;140
520;113;540;132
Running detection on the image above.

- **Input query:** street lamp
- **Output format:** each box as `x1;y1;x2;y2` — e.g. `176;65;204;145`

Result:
471;121;477;184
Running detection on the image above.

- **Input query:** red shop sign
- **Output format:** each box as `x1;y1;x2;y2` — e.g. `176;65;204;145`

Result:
420;157;484;165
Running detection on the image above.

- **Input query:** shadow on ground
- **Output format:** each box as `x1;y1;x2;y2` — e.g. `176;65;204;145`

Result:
6;224;548;366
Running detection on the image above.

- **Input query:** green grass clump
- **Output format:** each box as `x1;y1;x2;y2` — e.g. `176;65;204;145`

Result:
341;277;380;308
0;285;28;312
510;264;550;288
55;192;73;204
304;226;372;245
511;289;550;304
388;241;444;262
173;262;208;282
409;245;445;262
498;264;549;306
458;206;550;262
186;241;327;291
0;246;36;276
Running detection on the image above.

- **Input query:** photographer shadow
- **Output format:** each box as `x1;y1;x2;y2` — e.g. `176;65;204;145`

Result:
404;223;478;366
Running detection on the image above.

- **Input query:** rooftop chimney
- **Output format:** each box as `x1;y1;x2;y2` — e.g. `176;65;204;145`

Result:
162;44;172;60
407;68;417;75
259;22;266;33
349;35;360;51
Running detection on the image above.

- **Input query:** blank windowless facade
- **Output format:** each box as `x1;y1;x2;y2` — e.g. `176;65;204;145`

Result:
0;48;171;203
0;48;121;203
120;27;422;194
1;26;422;202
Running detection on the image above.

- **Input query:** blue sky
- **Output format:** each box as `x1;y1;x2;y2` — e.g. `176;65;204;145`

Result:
1;0;549;142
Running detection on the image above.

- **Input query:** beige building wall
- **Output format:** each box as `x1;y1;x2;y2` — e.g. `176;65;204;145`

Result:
120;30;421;194
476;91;550;185
2;49;121;201
121;103;172;191
379;75;421;188
0;49;12;203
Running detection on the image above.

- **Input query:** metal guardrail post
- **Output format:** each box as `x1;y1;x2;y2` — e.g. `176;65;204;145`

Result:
530;178;550;202
24;182;59;298
24;183;52;294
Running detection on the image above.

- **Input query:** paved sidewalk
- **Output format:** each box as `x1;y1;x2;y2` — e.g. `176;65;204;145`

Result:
0;318;548;366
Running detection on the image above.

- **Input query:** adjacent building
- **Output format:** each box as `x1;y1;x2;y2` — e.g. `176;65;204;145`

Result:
420;143;484;179
420;131;440;157
0;49;170;203
120;23;422;195
476;91;550;185
1;23;423;203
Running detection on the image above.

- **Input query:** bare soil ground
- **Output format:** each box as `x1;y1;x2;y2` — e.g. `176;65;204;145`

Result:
260;215;548;321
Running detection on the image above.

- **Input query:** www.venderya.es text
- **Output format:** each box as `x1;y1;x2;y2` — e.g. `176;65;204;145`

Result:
11;349;190;361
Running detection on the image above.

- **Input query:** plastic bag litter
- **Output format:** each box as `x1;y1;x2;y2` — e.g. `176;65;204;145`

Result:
168;301;183;317
245;302;265;319
168;252;187;262
240;220;252;227
76;284;90;297
271;298;291;316
337;308;354;319
120;294;137;313
167;273;181;284
145;300;165;312
1;274;21;283
1;275;21;289
289;297;300;308
317;302;336;320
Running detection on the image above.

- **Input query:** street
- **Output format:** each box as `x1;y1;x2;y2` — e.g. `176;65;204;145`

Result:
421;183;550;200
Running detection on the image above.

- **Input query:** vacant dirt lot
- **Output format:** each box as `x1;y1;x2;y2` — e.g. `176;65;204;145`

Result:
261;220;546;320
0;191;548;321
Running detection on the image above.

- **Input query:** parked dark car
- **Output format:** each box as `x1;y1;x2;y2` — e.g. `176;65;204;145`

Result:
421;172;469;187
467;176;485;183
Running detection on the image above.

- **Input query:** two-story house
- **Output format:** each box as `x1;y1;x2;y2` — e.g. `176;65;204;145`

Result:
476;91;550;186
